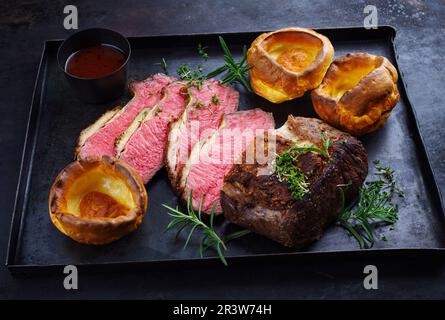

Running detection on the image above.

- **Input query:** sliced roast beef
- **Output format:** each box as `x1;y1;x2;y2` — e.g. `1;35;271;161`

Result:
75;73;174;159
221;116;368;247
166;80;239;190
116;82;189;183
180;109;275;214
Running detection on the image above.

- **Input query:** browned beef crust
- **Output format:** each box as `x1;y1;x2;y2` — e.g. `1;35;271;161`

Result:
221;116;368;248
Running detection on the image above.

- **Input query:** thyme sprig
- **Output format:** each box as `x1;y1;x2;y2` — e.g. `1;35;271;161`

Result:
197;43;209;60
207;36;252;92
163;193;250;266
155;57;169;74
338;160;404;249
177;63;205;89
275;132;333;200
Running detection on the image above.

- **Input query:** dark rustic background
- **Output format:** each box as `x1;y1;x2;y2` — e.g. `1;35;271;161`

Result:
0;0;444;299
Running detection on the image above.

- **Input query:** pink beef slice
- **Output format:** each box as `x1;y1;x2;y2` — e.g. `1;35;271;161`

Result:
77;73;174;159
118;82;189;183
166;80;239;188
183;108;275;214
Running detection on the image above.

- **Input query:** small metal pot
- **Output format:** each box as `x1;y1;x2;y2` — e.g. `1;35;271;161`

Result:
57;28;131;104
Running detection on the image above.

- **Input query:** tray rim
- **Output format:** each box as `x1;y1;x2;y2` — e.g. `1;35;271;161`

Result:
8;248;445;276
6;25;445;274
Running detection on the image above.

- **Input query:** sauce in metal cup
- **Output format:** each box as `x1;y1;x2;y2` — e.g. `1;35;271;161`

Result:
57;28;131;104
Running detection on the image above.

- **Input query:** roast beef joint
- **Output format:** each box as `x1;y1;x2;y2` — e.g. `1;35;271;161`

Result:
221;116;368;248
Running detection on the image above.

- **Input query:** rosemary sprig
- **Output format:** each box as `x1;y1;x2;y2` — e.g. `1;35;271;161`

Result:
155;57;169;74
223;229;252;242
163;193;250;266
197;43;209;60
275;132;333;200
207;36;252;92
338;161;404;249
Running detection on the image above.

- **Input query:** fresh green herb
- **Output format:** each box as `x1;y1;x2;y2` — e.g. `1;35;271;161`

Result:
177;63;205;89
177;63;192;79
223;229;251;242
320;131;333;159
193;101;207;108
153;106;162;116
280;132;332;160
197;43;209;60
275;147;309;200
338;162;403;249
274;132;333;201
155;57;169;74
207;36;253;92
380;234;387;241
211;94;220;105
163;193;250;266
372;160;405;197
285;144;330;160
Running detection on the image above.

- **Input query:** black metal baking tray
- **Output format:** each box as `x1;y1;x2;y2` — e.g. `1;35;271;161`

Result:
7;26;445;275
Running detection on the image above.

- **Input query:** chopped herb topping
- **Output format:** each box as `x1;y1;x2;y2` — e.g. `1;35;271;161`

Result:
275;150;309;200
193;101;207;108
153;106;162;116
211;94;220;104
275;132;333;201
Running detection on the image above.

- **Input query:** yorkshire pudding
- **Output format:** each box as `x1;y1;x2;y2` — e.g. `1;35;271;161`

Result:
49;156;148;245
247;27;334;103
312;52;400;136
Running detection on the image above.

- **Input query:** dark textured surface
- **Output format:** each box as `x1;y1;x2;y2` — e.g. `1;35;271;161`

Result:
0;0;444;299
12;29;445;268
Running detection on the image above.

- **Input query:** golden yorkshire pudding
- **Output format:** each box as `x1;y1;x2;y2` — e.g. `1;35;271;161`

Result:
48;156;148;245
247;27;334;103
312;52;400;136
